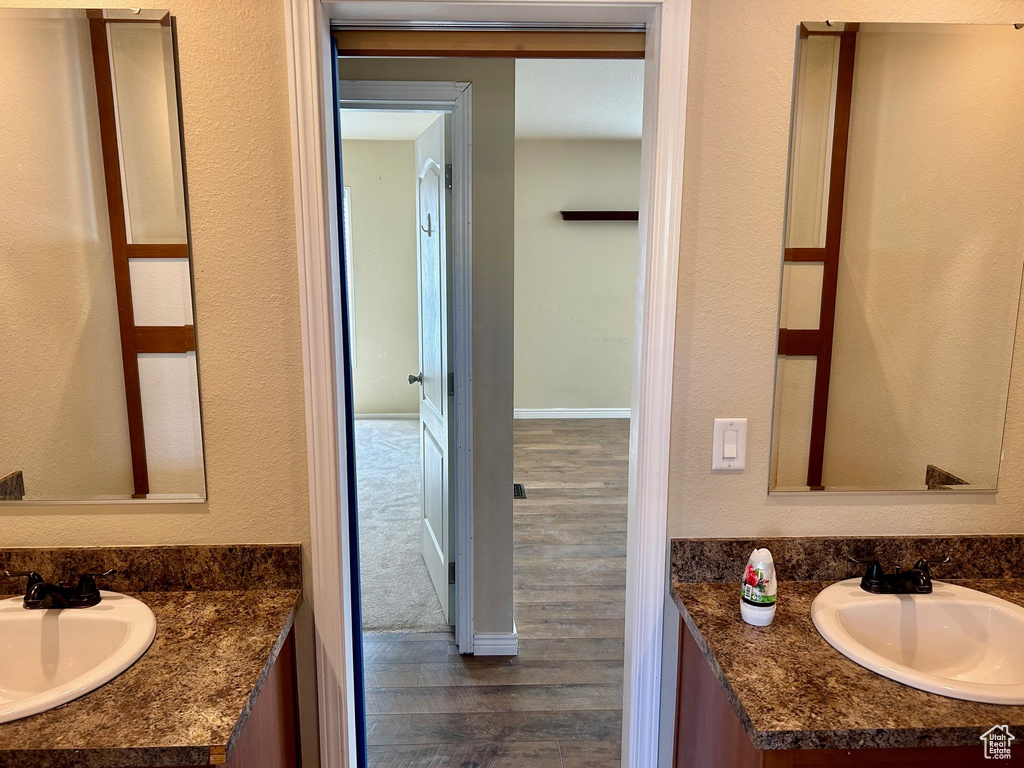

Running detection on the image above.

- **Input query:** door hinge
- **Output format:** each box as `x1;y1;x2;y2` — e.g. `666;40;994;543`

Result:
448;562;456;585
445;163;453;190
448;371;455;397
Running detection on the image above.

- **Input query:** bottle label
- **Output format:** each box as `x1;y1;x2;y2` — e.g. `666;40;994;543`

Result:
742;563;777;605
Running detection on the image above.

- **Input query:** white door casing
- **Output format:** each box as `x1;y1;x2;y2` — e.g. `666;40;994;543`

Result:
414;115;454;623
285;4;690;767
339;79;474;656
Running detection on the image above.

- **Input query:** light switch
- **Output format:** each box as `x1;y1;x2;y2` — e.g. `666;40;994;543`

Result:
712;418;747;470
723;430;738;460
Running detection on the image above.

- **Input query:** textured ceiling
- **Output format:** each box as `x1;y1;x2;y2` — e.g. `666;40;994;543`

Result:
340;59;644;141
340;110;443;141
515;59;644;140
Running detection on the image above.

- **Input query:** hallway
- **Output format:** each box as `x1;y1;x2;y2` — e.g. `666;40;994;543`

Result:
364;418;629;767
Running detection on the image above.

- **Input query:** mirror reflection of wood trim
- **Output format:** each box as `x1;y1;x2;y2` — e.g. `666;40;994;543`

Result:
134;326;197;354
125;244;189;259
333;29;645;59
88;12;151;497
87;11;195;498
2;9;204;502
783;246;827;262
806;30;856;491
772;23;1024;493
777;329;820;357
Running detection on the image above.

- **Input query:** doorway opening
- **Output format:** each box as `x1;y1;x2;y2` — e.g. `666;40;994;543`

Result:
337;50;644;767
287;2;690;763
342;108;455;636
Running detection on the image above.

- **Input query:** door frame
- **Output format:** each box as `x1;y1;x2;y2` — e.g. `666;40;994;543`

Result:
283;1;691;766
339;80;475;653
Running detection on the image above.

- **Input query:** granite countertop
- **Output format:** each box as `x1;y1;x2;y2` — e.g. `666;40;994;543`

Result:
671;577;1024;751
0;545;302;768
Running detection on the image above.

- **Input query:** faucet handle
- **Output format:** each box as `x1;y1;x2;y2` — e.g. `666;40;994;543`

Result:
4;570;44;587
912;555;950;576
847;557;889;593
74;569;116;603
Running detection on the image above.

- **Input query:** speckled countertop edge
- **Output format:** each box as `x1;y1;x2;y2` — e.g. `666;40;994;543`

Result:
222;592;299;760
0;587;302;767
670;579;1024;751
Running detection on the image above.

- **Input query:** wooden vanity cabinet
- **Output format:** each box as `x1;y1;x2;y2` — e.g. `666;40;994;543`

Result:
219;630;301;768
673;618;1003;768
158;630;301;768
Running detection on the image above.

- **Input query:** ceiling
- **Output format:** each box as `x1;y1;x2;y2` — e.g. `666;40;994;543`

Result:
340;110;443;141
515;59;643;140
340;59;644;141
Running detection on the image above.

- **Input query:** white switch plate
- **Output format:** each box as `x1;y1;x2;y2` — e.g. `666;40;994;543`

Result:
712;418;747;470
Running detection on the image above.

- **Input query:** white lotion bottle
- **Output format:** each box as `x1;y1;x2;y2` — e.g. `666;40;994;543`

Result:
740;548;777;626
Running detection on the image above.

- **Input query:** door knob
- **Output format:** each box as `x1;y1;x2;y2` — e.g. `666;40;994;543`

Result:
408;372;422;384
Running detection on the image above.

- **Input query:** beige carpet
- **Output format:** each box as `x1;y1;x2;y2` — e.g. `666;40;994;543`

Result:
355;419;450;634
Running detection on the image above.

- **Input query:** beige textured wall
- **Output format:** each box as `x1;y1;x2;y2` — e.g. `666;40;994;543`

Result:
671;1;1024;537
0;2;316;762
342;139;420;416
0;11;134;500
514;140;639;411
339;57;516;634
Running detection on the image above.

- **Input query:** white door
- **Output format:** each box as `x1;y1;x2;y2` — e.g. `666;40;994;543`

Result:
412;115;454;624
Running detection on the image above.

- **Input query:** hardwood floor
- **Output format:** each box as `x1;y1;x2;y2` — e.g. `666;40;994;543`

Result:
364;419;629;768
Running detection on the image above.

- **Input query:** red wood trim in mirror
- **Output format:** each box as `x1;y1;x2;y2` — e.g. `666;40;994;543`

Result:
784;247;827;262
778;329;820;356
126;244;190;259
806;30;857;490
134;326;196;354
88;13;149;497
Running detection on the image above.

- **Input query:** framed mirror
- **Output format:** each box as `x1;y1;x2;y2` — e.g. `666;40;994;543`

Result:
0;9;205;502
770;22;1024;493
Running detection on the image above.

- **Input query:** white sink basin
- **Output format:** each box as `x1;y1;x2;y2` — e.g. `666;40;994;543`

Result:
812;579;1024;704
0;591;156;723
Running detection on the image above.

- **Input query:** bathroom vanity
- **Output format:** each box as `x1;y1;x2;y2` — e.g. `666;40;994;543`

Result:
670;537;1024;767
0;545;302;767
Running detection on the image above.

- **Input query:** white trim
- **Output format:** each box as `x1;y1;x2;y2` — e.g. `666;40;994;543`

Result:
451;84;475;657
353;412;418;420
339;79;476;655
513;408;630;420
286;4;690;767
283;2;355;767
472;625;519;656
625;5;689;767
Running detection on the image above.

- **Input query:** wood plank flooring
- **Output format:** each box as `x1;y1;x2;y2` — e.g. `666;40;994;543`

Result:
364;419;629;768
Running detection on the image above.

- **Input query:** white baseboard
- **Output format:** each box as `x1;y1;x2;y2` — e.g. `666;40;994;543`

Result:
473;624;519;656
353;413;417;420
514;408;630;420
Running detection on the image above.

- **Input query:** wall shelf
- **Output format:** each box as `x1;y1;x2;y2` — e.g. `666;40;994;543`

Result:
559;210;639;221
